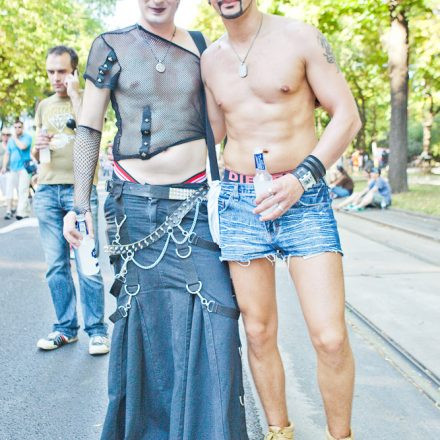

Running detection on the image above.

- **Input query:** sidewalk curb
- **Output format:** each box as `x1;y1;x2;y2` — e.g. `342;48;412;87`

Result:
338;210;440;243
388;207;440;221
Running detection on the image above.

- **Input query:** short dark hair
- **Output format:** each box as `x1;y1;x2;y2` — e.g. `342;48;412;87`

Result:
47;45;79;71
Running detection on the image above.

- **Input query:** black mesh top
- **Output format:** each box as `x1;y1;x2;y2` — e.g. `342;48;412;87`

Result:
84;25;205;161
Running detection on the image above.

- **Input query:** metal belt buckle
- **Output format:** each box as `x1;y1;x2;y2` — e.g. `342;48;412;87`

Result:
169;187;193;200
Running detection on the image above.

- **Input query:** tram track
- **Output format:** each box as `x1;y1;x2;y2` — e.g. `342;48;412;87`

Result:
337;210;440;407
346;301;440;407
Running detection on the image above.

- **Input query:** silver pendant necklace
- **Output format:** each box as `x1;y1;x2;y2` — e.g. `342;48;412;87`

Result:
229;15;264;78
146;26;177;73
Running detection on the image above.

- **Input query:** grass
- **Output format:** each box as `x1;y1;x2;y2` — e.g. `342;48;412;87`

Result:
352;179;440;217
391;184;440;217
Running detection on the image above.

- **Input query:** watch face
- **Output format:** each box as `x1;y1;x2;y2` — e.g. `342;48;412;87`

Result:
304;172;314;185
301;170;316;190
293;167;316;191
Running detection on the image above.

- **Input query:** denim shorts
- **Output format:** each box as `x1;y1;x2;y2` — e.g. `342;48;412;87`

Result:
218;179;343;262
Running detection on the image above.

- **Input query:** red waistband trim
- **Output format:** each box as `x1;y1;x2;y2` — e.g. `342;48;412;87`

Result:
113;161;138;183
184;170;207;183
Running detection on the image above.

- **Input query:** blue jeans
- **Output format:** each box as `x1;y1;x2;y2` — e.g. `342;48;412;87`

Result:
218;179;343;262
330;185;352;198
33;184;107;338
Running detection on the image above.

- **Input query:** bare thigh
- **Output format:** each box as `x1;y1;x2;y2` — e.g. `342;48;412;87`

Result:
288;252;346;340
228;258;277;331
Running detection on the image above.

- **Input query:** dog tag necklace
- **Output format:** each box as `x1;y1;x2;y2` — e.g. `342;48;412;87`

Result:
147;26;177;73
229;14;264;78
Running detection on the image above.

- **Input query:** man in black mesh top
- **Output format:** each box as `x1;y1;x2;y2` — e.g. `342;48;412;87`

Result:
63;1;248;439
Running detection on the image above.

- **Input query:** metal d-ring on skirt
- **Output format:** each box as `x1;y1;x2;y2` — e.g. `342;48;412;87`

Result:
100;178;248;440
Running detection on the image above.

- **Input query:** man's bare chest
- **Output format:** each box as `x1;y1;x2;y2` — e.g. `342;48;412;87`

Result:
209;48;307;111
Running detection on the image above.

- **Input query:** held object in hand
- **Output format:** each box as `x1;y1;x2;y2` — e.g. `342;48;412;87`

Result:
291;155;326;192
253;148;276;216
76;214;100;276
39;127;51;164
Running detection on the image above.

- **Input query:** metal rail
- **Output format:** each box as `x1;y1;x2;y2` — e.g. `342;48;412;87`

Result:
346;301;440;407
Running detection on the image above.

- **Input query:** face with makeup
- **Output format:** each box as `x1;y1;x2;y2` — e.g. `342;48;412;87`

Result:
138;0;179;27
209;0;253;20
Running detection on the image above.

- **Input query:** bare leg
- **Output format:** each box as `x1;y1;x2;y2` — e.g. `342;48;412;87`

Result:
229;258;289;428
355;190;374;208
289;253;354;439
335;192;362;209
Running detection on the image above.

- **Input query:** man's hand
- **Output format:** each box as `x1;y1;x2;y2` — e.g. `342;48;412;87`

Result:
0;167;6;175
63;211;94;248
254;174;304;221
65;70;80;98
34;131;53;151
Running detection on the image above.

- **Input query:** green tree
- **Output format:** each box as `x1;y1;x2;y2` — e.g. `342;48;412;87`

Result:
191;1;224;42
192;0;439;191
0;0;116;123
410;8;440;159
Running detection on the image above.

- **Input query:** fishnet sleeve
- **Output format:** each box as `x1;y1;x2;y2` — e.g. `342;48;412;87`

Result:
73;125;101;214
84;35;121;89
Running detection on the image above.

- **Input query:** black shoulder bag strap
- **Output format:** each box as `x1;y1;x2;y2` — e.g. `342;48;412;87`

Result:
189;30;220;181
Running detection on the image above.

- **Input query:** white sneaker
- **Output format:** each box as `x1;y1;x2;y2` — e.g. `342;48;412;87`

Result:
37;331;78;350
89;335;110;355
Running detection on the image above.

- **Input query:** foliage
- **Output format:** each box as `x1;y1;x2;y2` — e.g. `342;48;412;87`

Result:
191;1;225;41
0;0;116;123
191;0;440;189
408;120;423;158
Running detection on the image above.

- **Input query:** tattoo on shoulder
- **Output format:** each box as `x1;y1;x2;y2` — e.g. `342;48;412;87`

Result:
317;31;340;72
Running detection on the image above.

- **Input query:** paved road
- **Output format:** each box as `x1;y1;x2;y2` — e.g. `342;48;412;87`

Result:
0;186;262;440
264;216;440;440
0;186;439;439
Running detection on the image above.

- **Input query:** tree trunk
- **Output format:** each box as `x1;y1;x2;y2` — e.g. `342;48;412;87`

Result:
388;1;409;193
352;78;367;151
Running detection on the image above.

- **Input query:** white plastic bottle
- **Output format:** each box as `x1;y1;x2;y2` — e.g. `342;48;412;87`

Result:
76;214;100;276
39;127;51;164
253;148;276;216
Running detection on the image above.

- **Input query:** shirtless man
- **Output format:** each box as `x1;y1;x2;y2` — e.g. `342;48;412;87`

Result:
202;1;361;439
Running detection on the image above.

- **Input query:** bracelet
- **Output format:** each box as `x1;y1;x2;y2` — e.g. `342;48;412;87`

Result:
292;155;326;192
73;206;91;216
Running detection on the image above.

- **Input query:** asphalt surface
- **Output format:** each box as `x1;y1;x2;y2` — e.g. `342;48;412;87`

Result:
339;207;440;242
0;187;263;440
1;187;439;439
